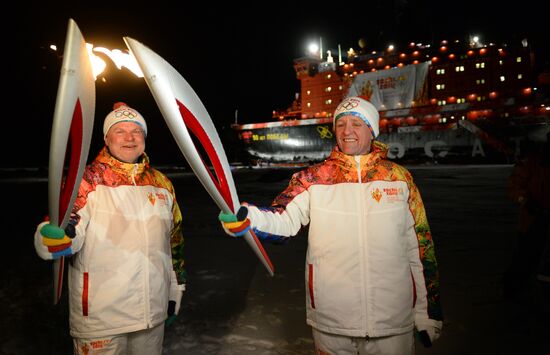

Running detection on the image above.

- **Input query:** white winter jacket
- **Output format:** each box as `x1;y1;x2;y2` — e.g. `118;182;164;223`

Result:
35;147;184;338
246;143;443;337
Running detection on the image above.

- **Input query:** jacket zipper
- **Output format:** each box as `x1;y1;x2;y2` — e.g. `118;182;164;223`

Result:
355;156;369;337
132;163;151;327
131;164;138;186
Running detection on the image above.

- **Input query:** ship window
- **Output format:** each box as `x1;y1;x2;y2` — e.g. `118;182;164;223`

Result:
457;98;466;104
499;60;504;65
436;69;445;75
516;57;522;63
500;76;506;82
325;86;332;92
436;84;446;90
326;74;332;79
339;85;343;90
475;62;485;69
476;79;486;85
307;102;311;108
325;99;332;105
307;90;311;95
455;65;465;72
517;74;523;79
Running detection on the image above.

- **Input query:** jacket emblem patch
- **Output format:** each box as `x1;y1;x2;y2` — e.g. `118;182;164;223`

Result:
371;188;382;202
148;192;156;205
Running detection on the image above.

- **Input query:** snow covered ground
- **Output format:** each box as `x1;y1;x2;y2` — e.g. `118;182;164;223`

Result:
1;165;548;354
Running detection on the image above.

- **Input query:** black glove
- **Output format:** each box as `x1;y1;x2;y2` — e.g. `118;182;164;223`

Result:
417;330;432;347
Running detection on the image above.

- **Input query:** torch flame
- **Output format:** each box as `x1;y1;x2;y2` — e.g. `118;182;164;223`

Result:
51;42;144;80
92;46;144;79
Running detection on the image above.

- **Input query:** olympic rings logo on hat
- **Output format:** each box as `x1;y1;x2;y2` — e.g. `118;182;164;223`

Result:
114;109;139;119
339;98;360;110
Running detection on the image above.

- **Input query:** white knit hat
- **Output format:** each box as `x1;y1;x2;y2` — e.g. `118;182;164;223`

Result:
333;96;380;138
103;102;147;138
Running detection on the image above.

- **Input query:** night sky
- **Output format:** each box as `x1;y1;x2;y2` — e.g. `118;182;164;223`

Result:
6;0;547;167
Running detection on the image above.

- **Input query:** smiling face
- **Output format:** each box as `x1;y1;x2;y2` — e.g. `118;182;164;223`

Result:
104;121;146;163
335;115;374;155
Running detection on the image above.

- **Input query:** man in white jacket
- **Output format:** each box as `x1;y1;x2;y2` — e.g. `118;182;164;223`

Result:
220;96;443;354
35;102;186;355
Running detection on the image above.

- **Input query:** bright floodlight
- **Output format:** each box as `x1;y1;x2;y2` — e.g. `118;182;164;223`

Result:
308;43;319;55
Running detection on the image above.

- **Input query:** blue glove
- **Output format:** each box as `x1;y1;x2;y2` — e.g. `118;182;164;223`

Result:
218;206;251;237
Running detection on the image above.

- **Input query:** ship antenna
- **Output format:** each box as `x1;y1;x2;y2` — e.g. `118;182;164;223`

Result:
234;109;238;124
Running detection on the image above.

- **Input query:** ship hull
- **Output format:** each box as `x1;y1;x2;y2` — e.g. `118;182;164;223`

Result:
233;116;550;165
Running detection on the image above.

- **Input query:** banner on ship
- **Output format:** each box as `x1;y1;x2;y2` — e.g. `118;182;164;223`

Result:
347;62;429;110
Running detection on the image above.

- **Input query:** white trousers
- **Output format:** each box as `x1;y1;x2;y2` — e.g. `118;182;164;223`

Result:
312;327;414;355
73;322;165;355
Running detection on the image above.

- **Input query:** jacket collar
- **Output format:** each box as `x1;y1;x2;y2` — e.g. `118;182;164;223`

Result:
96;146;150;175
329;141;389;170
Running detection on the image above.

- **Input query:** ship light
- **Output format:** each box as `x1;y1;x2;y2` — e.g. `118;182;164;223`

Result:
522;87;532;96
538;105;550;115
391;117;403;126
479;48;487;55
467;50;475;57
440;46;448;52
489;91;498;99
448;54;456;60
431;56;439;63
308;43;319;56
467;111;479;121
424;114;439;125
405;116;418;126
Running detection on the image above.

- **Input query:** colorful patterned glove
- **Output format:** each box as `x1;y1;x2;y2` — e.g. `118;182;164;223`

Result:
166;270;185;327
34;221;74;260
218;206;250;237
